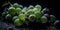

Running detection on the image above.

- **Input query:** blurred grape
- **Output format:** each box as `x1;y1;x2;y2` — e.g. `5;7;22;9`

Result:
41;16;47;24
13;3;20;8
41;8;50;14
50;15;56;23
19;14;26;21
25;9;34;16
33;8;38;12
14;18;23;26
35;5;42;11
28;14;36;22
34;11;42;19
12;16;18;22
2;12;8;17
54;20;60;29
15;8;22;15
8;7;16;16
5;14;12;22
28;5;34;9
19;5;23;9
22;7;27;13
44;14;50;20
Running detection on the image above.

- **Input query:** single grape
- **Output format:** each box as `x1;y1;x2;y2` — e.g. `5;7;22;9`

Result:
14;18;23;26
35;5;42;11
22;7;27;13
34;11;42;19
18;14;26;21
54;20;60;25
5;14;12;22
50;15;56;23
25;9;34;16
41;8;50;14
8;7;15;10
33;8;39;12
13;3;20;8
28;5;34;9
8;7;16;16
41;16;47;24
44;14;50;20
15;8;22;15
19;5;23;9
54;20;60;29
28;14;36;22
12;16;18;21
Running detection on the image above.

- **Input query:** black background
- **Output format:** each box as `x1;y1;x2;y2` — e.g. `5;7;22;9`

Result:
0;0;60;20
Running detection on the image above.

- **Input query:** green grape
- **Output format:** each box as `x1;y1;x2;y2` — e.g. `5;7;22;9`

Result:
34;11;42;19
19;5;23;9
22;7;27;13
8;7;16;16
50;15;56;22
25;9;34;16
19;14;26;21
28;14;36;22
15;8;22;15
5;14;12;21
13;3;20;8
35;5;42;11
33;8;38;12
28;5;34;9
41;16;47;24
14;18;23;26
12;16;18;21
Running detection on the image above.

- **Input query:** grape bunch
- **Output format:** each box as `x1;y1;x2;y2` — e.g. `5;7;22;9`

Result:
2;3;60;28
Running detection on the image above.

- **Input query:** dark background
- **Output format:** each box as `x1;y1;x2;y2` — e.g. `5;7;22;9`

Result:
0;0;60;20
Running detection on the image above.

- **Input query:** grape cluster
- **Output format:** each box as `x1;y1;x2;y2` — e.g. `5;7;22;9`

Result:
2;3;60;28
